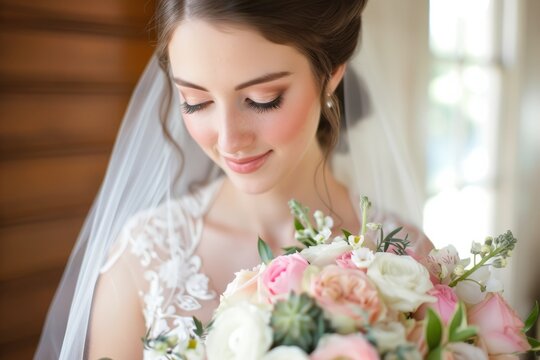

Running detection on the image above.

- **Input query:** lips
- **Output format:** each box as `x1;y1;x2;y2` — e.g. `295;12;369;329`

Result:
223;150;272;174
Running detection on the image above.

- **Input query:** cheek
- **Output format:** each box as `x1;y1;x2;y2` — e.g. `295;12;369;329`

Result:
183;116;215;149
262;94;320;144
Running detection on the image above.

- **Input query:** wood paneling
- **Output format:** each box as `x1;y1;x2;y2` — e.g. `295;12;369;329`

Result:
0;1;155;357
0;153;109;224
0;215;85;281
0;0;154;23
0;93;127;157
0;30;153;88
0;267;64;347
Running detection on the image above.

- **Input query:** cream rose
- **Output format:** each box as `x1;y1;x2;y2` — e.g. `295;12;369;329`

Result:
261;346;309;360
205;302;272;360
369;322;408;353
219;264;265;308
300;239;351;267
367;252;435;312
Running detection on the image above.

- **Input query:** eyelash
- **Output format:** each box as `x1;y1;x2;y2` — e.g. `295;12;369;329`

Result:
246;95;283;113
181;102;207;114
180;95;283;115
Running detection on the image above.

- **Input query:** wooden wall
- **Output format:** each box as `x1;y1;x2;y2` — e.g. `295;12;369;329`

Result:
0;1;155;358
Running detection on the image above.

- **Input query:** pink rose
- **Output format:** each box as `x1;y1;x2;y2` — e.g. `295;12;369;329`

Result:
310;334;379;360
310;265;383;332
336;251;357;269
468;293;530;356
261;254;308;300
415;284;458;324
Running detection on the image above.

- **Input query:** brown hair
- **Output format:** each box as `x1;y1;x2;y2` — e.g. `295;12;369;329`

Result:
154;0;368;154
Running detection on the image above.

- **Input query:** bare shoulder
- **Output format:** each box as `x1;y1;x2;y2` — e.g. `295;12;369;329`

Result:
87;247;145;359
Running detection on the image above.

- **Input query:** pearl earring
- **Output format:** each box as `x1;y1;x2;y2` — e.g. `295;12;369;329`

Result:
326;94;333;108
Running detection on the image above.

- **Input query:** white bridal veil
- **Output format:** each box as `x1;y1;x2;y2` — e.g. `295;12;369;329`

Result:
34;15;423;360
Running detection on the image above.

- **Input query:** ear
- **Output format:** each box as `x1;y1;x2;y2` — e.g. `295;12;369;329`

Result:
327;63;347;95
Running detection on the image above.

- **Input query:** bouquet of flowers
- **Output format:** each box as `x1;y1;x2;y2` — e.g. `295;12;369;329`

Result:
144;197;539;360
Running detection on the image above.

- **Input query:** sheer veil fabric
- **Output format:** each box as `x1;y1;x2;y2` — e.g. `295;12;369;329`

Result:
34;31;424;360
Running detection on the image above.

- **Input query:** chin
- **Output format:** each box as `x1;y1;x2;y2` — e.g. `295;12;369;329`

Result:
225;170;281;195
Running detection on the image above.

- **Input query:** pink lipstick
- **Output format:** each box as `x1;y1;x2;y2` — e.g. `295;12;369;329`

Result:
223;151;272;174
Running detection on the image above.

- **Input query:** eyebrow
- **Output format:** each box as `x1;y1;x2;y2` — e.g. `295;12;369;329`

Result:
172;71;291;92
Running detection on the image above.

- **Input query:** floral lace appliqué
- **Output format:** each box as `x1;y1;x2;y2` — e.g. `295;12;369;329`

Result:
120;180;222;354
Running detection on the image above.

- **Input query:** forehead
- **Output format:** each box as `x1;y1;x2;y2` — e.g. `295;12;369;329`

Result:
167;19;311;88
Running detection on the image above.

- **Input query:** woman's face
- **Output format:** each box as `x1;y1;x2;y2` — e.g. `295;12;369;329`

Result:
168;20;324;194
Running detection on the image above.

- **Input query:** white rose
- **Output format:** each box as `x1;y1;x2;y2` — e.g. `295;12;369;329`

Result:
261;346;309;360
369;322;407;353
300;240;351;266
205;302;272;360
367;253;435;312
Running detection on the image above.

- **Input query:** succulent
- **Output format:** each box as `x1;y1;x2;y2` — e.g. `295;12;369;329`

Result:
270;293;328;353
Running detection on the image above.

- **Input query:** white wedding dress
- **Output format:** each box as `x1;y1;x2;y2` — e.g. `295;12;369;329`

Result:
98;176;430;359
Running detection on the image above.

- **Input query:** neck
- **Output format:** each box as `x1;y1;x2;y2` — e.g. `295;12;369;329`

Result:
213;143;352;249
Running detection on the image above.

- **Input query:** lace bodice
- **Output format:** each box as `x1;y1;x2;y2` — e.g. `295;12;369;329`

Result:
100;178;224;358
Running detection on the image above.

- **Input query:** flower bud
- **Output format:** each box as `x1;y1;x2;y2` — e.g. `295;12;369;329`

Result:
470;241;482;255
484;236;493;246
492;258;507;268
367;222;382;231
453;264;465;276
481;244;491;255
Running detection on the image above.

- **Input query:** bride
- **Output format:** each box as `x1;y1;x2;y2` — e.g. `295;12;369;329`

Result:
36;1;433;359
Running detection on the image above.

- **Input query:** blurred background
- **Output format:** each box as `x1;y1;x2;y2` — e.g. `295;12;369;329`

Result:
0;0;538;358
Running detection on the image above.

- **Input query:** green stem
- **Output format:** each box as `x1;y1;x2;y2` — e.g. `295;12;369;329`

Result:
360;199;370;236
460;277;487;292
376;228;384;252
449;247;504;287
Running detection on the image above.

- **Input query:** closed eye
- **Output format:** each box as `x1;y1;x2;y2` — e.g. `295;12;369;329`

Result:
181;101;211;114
245;95;282;113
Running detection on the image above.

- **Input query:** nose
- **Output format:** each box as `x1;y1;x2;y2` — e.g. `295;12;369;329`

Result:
216;108;255;155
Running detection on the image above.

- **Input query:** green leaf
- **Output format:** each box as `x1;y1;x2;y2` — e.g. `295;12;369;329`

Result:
342;229;352;239
383;226;404;243
294;218;304;231
527;336;540;350
448;302;465;338
193;316;204;337
258;237;274;264
313;312;327;346
426;346;443;360
282;246;304;255
449;327;477;343
426;308;443;351
523;301;539;333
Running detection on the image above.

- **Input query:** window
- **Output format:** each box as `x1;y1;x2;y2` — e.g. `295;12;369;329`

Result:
423;0;509;256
